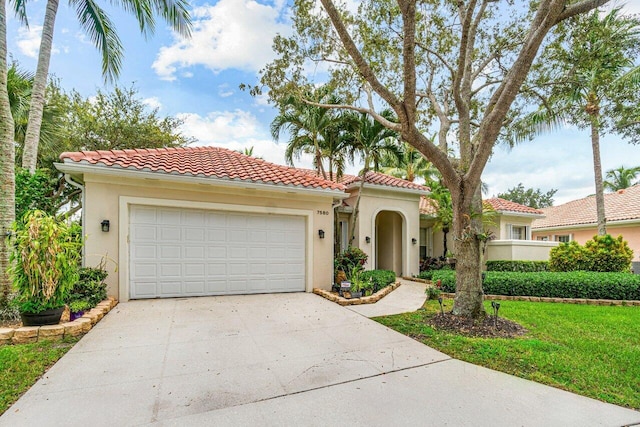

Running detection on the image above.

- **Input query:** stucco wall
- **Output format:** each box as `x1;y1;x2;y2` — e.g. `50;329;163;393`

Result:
82;174;336;300
352;187;421;276
533;224;640;261
485;240;559;261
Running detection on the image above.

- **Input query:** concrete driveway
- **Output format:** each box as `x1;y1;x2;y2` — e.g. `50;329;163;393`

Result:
1;293;638;426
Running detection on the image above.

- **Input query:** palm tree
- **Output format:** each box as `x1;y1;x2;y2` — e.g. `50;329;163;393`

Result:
427;180;453;258
19;0;192;173
345;110;401;244
515;8;640;235
271;87;342;179
0;1;17;298
603;165;640;191
380;141;437;183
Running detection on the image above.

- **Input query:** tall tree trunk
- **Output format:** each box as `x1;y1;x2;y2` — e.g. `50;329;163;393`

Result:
590;114;606;235
348;164;368;246
22;0;60;173
0;0;16;297
451;184;485;318
442;228;448;258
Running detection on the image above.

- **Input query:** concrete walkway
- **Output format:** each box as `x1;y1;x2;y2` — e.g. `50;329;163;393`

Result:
1;293;638;426
348;278;428;317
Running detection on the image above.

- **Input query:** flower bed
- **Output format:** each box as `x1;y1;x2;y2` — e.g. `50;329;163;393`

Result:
313;281;401;306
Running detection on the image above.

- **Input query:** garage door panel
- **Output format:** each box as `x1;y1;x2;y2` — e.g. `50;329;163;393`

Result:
130;206;306;299
160;263;181;277
160;245;181;259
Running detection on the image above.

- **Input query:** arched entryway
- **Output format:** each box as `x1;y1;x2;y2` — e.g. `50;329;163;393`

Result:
375;210;404;275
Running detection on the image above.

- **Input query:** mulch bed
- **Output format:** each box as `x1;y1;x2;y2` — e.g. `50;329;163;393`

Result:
428;312;527;338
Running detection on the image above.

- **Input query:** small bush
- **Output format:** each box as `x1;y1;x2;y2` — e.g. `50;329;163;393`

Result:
361;270;396;292
549;235;633;273
584;235;633;273
425;286;442;300
66;267;108;309
335;247;368;280
486;260;549;272
430;270;640;300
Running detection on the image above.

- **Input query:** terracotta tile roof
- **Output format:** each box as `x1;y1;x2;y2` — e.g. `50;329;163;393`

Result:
483;198;544;216
420;196;543;216
532;185;640;229
340;171;430;192
59;146;345;191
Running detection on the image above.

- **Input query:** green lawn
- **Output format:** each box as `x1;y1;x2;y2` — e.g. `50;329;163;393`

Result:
374;299;640;410
0;338;78;415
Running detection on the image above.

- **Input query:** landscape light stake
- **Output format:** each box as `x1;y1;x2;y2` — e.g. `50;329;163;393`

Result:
491;301;500;329
438;296;444;315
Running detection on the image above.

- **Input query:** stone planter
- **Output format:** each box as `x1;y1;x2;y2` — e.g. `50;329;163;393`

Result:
20;307;65;326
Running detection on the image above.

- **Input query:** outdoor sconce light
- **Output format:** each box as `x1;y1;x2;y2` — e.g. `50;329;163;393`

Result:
365;236;371;243
101;220;110;232
318;229;325;239
412;238;417;245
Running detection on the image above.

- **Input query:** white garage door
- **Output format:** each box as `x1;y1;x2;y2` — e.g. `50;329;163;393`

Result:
129;205;306;299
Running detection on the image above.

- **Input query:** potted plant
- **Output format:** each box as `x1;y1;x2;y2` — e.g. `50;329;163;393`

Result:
9;211;82;326
69;300;91;321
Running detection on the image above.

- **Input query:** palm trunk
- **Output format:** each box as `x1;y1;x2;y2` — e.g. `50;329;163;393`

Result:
451;184;485;318
0;1;16;297
22;0;60;173
590;115;606;235
442;228;448;258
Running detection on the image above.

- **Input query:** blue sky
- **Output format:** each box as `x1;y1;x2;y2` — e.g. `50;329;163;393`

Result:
7;0;640;205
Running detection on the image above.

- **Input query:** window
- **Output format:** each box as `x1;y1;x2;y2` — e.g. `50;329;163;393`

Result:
509;225;529;240
555;235;571;243
339;220;349;252
536;236;549;241
419;227;432;259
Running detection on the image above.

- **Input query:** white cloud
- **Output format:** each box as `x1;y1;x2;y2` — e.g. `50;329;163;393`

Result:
152;0;291;81
142;97;163;110
16;26;60;58
217;83;234;98
483;130;640;205
178;109;315;169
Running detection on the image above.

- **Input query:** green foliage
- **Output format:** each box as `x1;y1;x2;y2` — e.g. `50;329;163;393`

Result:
424;286;441;300
486;260;549;272
496;183;556;209
68;300;91;314
334;246;368;279
8;211;82;313
549;241;589;272
349;268;372;294
361;269;396;292
0;293;20;323
14;168;59;219
603;165;640;191
550;235;633;272
430;270;640;300
584;234;633;273
66;267;108;309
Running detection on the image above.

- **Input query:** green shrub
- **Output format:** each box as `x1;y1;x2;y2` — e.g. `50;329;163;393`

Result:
486;260;549;272
549;235;633;273
335;246;368;279
430;270;640;300
418;270;434;280
9;210;82;313
583;235;633;273
66;267;108;309
424;286;442;300
549;241;589;272
361;270;396;292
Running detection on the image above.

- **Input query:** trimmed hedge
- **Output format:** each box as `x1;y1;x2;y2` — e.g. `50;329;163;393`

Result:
431;270;640;300
486;260;549;272
361;269;396;292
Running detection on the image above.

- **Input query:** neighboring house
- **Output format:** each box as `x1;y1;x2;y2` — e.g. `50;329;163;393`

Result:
420;197;558;262
55;146;426;301
532;185;640;262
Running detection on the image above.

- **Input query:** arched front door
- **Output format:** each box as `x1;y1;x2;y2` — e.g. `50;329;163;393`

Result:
375;210;404;275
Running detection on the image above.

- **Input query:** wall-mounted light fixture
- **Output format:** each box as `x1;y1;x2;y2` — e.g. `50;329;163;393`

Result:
101;220;110;232
318;229;325;239
365;236;371;243
412;238;417;245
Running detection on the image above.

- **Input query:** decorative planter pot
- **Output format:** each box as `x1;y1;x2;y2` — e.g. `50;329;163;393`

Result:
70;311;85;321
20;307;65;326
350;291;363;299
